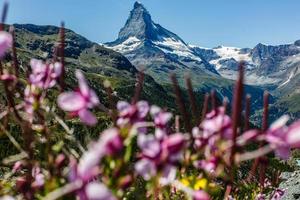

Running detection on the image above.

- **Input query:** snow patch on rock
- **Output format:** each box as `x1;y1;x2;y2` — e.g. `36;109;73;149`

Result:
153;37;202;61
106;37;141;53
209;46;253;70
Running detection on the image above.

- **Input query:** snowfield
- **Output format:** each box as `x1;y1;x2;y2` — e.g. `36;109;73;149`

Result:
106;37;142;53
153;36;202;61
209;46;253;70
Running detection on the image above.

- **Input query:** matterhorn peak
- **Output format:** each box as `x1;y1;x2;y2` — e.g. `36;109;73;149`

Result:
105;1;220;80
116;1;155;41
134;1;143;8
106;1;201;58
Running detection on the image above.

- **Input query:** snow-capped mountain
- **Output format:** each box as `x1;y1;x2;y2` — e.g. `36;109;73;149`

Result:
109;2;196;60
191;42;300;86
192;46;253;69
191;45;260;83
191;41;300;124
103;1;300;122
105;1;300;100
106;2;296;86
105;1;219;84
105;1;272;114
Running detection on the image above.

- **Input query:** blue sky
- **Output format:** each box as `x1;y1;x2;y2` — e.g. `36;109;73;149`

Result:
3;0;300;48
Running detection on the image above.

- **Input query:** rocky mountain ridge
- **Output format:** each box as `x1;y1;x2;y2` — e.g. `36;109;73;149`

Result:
104;1;300;123
106;2;300;91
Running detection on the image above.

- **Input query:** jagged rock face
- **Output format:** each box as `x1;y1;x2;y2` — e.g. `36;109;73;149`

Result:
105;2;271;115
279;171;300;200
107;1;300;91
118;2;157;41
118;2;187;44
105;1;300;121
106;1;220;85
242;43;300;89
190;42;300;88
251;43;300;63
294;40;300;46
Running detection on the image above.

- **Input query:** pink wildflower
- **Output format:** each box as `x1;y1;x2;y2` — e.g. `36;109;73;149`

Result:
256;193;266;200
135;133;185;181
0;31;12;57
117;100;149;126
58;70;99;126
271;189;285;200
193;190;210;200
150;105;172;139
84;182;116;200
12;161;23;173
29;59;62;89
195;156;218;173
0;71;16;82
24;85;44;122
31;166;45;188
69;158;116;200
266;115;300;159
201;107;232;140
73;128;123;182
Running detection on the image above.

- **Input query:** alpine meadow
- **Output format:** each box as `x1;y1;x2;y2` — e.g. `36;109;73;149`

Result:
1;1;300;200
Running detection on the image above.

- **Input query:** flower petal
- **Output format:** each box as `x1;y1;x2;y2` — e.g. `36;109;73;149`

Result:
286;121;300;148
137;101;149;119
57;92;85;112
116;101;130;112
275;146;290;160
77;149;102;180
135;159;156;180
51;62;62;78
137;134;161;159
154;112;172;126
150;105;161;116
0;31;12;57
270;115;289;131
193;190;210;200
30;59;46;74
163;133;185;154
85;182;116;200
76;70;90;97
159;165;177;185
100;128;123;155
88;90;100;107
78;109;98;126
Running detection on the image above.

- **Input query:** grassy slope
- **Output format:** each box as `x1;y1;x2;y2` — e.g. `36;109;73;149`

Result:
266;73;300;123
0;24;178;159
11;23;175;109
